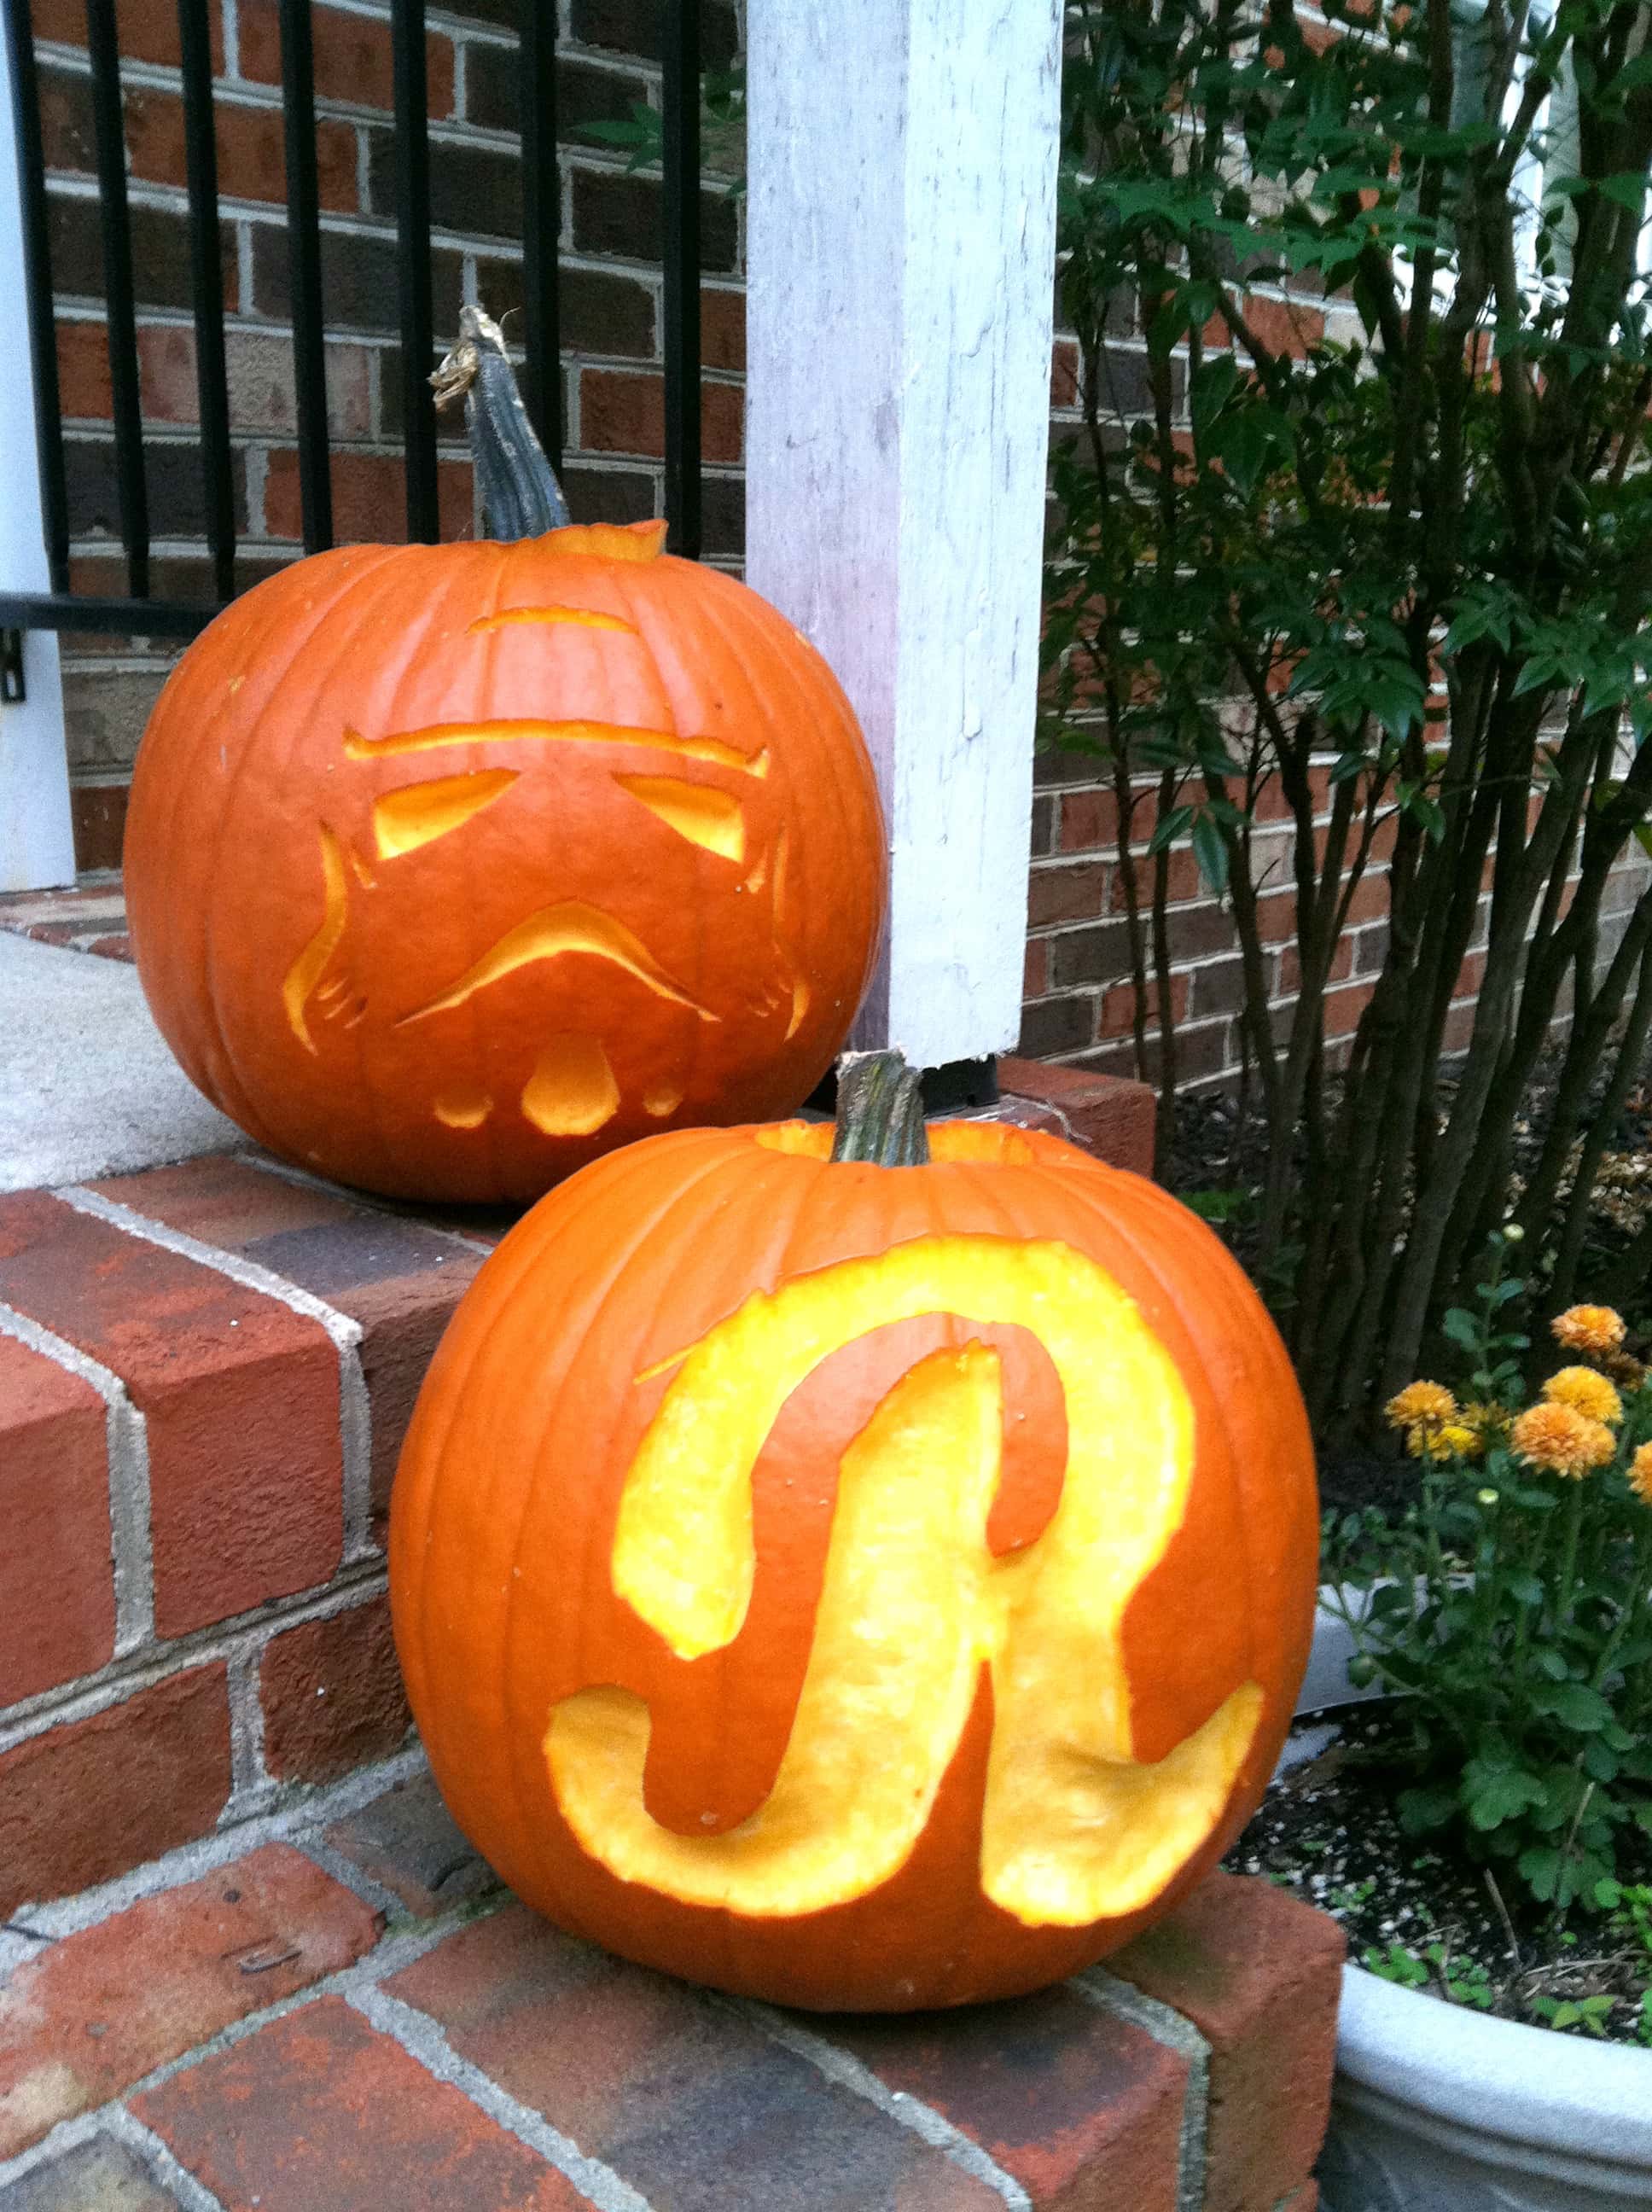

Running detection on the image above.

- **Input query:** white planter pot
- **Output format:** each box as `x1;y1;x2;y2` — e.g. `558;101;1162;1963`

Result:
1297;1599;1652;2210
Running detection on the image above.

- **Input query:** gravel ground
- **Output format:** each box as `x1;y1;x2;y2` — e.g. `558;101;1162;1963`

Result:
1226;1708;1652;2047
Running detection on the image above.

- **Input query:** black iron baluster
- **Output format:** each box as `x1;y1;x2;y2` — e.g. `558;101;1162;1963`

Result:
177;0;234;601
85;0;149;597
277;0;332;551
3;0;68;594
660;0;701;558
519;0;561;470
392;0;437;541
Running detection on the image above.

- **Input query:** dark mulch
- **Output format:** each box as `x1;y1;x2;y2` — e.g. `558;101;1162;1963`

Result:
1226;1708;1652;2047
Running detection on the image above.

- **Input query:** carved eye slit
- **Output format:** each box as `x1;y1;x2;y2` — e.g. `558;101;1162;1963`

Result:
614;774;746;864
373;770;521;860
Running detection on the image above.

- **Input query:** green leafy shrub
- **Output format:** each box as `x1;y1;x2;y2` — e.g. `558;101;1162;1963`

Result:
1048;0;1652;1431
1325;1238;1652;1912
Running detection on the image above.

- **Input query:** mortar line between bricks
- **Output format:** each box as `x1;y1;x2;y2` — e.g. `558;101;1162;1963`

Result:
0;1301;155;1651
57;1185;376;1561
0;1561;391;1756
725;1998;1034;2212
224;1645;273;1820
294;1831;410;1923
1074;1970;1211;2212
102;2108;235;2212
348;1985;657;2212
3;1745;431;1944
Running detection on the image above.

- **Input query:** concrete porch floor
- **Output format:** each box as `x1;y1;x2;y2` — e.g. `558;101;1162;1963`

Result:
0;928;237;1195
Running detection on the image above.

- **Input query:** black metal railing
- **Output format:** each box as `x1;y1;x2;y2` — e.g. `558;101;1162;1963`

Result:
0;0;706;643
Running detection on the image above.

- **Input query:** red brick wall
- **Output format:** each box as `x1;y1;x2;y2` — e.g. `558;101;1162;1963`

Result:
1024;236;1652;1091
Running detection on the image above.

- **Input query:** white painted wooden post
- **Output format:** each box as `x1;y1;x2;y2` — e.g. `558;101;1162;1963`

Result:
0;16;75;894
745;0;1063;1068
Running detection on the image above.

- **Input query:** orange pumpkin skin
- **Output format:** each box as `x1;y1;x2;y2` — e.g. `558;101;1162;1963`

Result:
389;1119;1320;2011
124;521;885;1202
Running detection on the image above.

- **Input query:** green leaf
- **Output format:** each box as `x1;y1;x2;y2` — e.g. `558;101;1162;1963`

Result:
1442;1308;1480;1351
1519;1844;1564;1900
1532;1681;1614;1732
1398;1783;1459;1833
1191;810;1230;893
1464;1766;1547;1830
1599;173;1651;215
1147;804;1195;854
1583;1738;1621;1784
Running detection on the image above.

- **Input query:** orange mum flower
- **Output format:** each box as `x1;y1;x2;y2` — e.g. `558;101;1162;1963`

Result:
1542;1366;1625;1427
1510;1401;1616;1478
1551;1305;1627;1358
1630;1443;1652;1507
1385;1382;1458;1434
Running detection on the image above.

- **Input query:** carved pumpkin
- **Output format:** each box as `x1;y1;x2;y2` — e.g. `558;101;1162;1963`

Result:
124;309;885;1202
390;1054;1320;2011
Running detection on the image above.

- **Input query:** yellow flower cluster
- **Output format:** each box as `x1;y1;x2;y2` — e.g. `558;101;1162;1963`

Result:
1632;1442;1652;1508
1550;1304;1626;1357
1383;1382;1486;1461
1509;1401;1617;1478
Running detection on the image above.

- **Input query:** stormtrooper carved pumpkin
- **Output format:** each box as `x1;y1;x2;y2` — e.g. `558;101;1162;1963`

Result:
390;1055;1320;2011
124;310;884;1202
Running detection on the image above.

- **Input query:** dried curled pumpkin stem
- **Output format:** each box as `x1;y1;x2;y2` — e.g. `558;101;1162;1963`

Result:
430;301;571;541
830;1050;931;1167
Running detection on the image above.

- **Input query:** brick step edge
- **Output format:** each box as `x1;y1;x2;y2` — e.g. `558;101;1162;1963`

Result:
0;1066;1153;1916
0;1759;1343;2212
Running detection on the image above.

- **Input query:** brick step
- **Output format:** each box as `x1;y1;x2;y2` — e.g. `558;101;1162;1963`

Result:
0;1759;1342;2212
0;1062;1153;1915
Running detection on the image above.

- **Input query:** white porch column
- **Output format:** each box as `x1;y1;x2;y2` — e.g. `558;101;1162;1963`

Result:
744;0;1062;1068
0;14;75;893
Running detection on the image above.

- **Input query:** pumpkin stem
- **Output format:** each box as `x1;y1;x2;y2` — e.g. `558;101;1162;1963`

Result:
430;302;571;540
830;1051;931;1167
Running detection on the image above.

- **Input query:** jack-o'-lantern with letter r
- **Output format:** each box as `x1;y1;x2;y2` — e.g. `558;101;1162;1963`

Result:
125;307;885;1202
391;1053;1321;2011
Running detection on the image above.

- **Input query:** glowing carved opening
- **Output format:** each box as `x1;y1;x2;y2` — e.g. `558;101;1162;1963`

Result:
545;519;667;562
373;770;520;860
643;1081;683;1118
769;828;806;1036
614;774;746;863
468;607;637;635
282;826;349;1052
344;720;767;779
521;1033;620;1137
546;1236;1263;1925
397;901;716;1026
433;1083;492;1129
